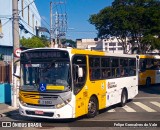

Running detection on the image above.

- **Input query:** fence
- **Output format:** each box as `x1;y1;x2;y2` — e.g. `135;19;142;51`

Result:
0;61;12;83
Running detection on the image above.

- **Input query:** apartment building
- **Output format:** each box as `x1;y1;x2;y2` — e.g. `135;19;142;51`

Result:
76;38;131;54
76;38;101;50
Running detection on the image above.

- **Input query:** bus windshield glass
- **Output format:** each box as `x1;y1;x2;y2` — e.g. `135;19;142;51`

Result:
20;50;71;92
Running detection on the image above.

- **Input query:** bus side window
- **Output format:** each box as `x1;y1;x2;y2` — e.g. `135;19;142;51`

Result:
140;60;146;71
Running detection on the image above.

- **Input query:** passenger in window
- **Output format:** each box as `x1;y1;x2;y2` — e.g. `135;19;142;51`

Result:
103;69;108;78
120;68;125;76
129;68;135;76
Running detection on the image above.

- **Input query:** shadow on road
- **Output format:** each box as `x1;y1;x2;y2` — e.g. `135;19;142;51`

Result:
138;84;160;95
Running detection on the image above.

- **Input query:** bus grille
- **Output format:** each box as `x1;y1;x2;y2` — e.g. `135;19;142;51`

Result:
26;103;55;108
22;94;58;99
26;110;54;117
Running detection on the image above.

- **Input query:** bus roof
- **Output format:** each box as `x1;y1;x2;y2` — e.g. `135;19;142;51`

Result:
139;54;160;59
21;48;137;58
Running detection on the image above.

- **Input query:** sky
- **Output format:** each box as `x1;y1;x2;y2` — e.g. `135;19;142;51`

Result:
35;0;113;41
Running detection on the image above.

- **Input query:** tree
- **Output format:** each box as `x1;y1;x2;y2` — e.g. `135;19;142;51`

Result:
61;39;76;47
20;36;50;48
89;0;160;54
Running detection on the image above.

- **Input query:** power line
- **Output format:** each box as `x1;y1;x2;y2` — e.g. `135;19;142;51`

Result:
19;0;50;34
20;18;36;36
1;19;12;27
18;0;35;14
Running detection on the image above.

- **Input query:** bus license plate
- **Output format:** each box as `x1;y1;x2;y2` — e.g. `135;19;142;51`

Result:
35;110;44;115
39;100;54;105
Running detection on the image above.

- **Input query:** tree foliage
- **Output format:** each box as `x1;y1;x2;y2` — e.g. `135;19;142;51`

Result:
89;0;160;54
20;36;50;48
61;39;76;47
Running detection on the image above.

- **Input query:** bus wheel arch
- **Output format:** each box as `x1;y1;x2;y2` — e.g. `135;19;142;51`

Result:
120;88;128;107
146;77;151;87
87;95;99;118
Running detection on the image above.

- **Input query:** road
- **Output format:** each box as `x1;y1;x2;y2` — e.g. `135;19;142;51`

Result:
0;85;160;130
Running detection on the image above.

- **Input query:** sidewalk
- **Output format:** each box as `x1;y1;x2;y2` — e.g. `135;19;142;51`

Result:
0;103;19;117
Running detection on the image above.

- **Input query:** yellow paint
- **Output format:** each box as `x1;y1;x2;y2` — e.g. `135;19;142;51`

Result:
139;55;154;59
46;85;64;90
139;70;156;85
75;55;106;118
19;91;40;105
139;54;160;86
71;49;105;56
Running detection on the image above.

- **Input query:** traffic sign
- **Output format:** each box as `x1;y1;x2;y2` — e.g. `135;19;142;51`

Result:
14;48;22;58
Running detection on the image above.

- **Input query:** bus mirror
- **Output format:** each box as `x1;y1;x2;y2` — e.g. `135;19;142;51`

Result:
78;67;83;78
13;59;20;78
13;65;20;78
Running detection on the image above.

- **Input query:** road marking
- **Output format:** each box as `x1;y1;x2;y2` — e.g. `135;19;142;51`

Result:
122;105;136;112
133;102;156;112
151;101;160;108
107;109;116;112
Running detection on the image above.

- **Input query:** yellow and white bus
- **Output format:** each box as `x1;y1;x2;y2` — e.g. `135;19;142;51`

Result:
19;48;138;119
139;54;160;87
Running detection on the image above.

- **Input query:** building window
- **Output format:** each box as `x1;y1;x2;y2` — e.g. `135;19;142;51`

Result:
32;14;34;32
118;43;121;46
118;47;123;50
109;42;116;46
105;43;108;46
91;47;95;50
28;6;30;25
22;0;24;17
109;48;116;51
0;20;2;33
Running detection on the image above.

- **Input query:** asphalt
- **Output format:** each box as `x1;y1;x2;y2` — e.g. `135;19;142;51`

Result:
0;103;19;117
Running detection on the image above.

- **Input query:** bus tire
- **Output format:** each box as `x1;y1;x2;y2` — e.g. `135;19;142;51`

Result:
87;96;98;118
120;89;128;107
146;77;151;87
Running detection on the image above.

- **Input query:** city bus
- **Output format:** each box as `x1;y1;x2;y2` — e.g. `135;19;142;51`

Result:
19;48;138;119
139;54;160;87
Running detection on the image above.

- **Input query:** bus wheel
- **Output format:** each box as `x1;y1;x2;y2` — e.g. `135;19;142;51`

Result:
120;89;127;107
146;78;151;87
87;96;98;118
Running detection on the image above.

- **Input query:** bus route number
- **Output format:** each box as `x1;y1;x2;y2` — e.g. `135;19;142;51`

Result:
39;100;53;105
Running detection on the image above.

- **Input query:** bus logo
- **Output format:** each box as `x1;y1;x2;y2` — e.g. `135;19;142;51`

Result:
39;83;46;92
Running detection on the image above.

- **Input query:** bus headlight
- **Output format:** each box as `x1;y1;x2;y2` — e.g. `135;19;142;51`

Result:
55;98;71;109
19;98;27;106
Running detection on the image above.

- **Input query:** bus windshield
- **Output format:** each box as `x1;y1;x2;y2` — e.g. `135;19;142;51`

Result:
20;61;71;92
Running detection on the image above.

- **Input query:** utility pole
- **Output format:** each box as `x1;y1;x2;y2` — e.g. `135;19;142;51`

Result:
52;1;67;48
12;0;20;108
55;11;58;48
50;2;53;48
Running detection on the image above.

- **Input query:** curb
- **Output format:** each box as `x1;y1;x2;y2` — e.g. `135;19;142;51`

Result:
0;111;19;117
0;113;6;117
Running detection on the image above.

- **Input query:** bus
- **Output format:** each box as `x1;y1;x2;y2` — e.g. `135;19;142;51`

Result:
139;54;160;87
19;48;138;119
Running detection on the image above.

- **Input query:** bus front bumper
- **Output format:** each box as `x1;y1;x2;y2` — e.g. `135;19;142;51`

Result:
19;102;74;119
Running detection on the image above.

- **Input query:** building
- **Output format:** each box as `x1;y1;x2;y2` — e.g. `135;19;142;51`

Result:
76;38;132;54
76;38;101;50
0;0;41;61
96;38;131;54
